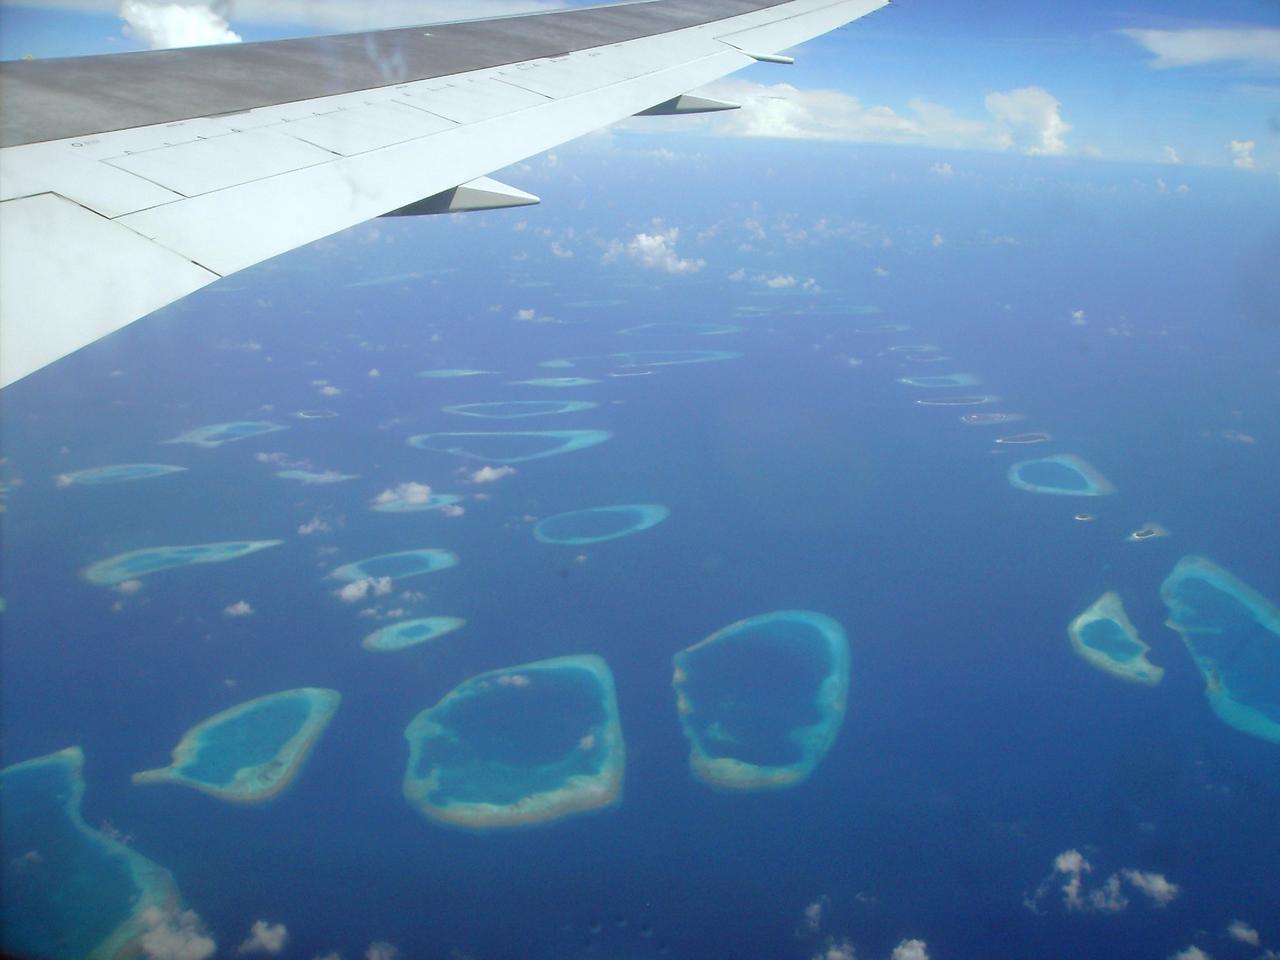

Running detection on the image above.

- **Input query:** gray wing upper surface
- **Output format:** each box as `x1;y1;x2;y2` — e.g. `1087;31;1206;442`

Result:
0;0;888;387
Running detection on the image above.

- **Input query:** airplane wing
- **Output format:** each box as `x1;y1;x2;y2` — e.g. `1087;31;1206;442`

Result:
0;0;889;388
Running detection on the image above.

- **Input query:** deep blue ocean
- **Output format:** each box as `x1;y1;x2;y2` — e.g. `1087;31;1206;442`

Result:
2;139;1278;960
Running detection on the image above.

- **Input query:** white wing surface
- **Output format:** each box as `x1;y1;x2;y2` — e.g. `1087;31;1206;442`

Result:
0;0;888;387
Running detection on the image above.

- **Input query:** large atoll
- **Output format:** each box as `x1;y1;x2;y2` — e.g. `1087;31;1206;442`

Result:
443;400;598;419
1161;556;1280;743
1068;592;1164;685
133;688;341;802
1007;454;1116;496
83;540;283;586
672;610;850;791
403;654;624;829
408;430;612;463
3;747;178;960
56;463;187;486
534;504;670;545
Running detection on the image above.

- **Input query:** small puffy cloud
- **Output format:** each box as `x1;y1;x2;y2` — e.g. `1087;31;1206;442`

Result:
115;579;144;595
238;921;287;956
1163;145;1182;164
812;939;855;960
985;86;1071;156
1122;870;1180;907
223;600;254;617
1229;140;1256;169
890;940;930;960
605;228;704;274
336;577;392;603
873;266;890;277
440;503;465;518
931;233;945;248
139;906;217;960
930;162;954;178
467;465;516;484
365;943;398;960
119;1;241;50
1169;948;1212;960
1120;28;1280;69
367;368;381;378
801;897;827;933
1086;874;1129;914
373;481;431;506
1071;309;1087;326
1227;921;1260;946
727;267;747;282
760;273;797;288
550;241;574;259
319;385;342;397
298;515;331;536
515;307;538;321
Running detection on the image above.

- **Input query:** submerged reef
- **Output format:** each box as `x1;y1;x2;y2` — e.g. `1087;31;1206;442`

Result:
403;654;624;829
163;421;286;447
618;322;742;336
3;747;178;960
672;610;850;791
56;463;187;486
534;504;670;545
417;368;496;378
133;688;341;802
1068;592;1164;685
443;400;598;419
83;540;282;586
330;548;459;582
960;412;1026;426
510;377;600;388
1161;556;1280;743
363;617;466;652
408;430;612;463
896;373;981;388
1007;454;1116;496
539;350;740;369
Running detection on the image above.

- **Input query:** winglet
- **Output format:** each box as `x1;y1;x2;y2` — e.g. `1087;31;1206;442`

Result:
739;51;795;64
383;177;540;217
636;94;741;116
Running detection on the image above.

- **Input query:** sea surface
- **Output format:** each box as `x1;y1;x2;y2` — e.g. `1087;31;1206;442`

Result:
2;139;1278;960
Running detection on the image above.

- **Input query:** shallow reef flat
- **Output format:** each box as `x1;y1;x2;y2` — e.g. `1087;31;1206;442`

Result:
363;617;466;652
3;747;178;960
534;504;670;545
444;400;598;419
56;463;187;486
896;373;982;388
672;610;850;791
1007;454;1116;496
403;654;624;829
408;430;612;463
83;539;282;586
133;688;341;803
1161;556;1280;743
329;548;459;582
162;421;286;447
1068;592;1164;685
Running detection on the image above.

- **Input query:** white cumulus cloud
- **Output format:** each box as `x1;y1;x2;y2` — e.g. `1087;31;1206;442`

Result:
985;86;1071;155
139;907;217;960
1120;27;1280;69
1229;139;1256;169
223;600;254;617
1163;145;1182;164
372;481;432;506
812;939;855;960
1122;870;1180;907
1227;920;1260;946
1169;948;1213;960
119;1;241;49
238;921;288;956
468;465;516;484
890;940;930;960
365;943;398;960
930;161;954;178
336;577;393;603
605;227;704;274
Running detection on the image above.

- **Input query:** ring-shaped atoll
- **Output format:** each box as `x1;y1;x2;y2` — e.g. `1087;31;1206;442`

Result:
672;610;851;791
443;400;598;419
83;539;283;586
403;654;625;829
330;548;459;582
408;430;612;463
510;377;600;388
132;688;341;803
533;504;670;545
896;374;982;388
163;421;287;447
914;396;997;407
1161;556;1280;743
1007;454;1115;496
618;322;743;336
363;617;466;652
3;747;179;960
1068;592;1164;685
56;464;187;486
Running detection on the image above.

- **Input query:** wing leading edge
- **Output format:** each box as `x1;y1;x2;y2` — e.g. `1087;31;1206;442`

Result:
0;0;889;388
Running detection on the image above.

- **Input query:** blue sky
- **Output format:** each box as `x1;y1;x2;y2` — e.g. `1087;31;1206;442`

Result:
0;0;1277;171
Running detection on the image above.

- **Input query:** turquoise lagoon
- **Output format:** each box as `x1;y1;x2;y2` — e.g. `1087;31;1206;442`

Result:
1161;556;1280;744
133;689;341;802
363;617;466;652
163;421;286;447
82;540;283;586
534;504;670;545
443;400;598;419
672;610;850;791
403;655;624;829
1068;592;1164;686
408;430;612;463
2;747;177;960
330;548;459;582
56;463;186;485
1007;454;1116;496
